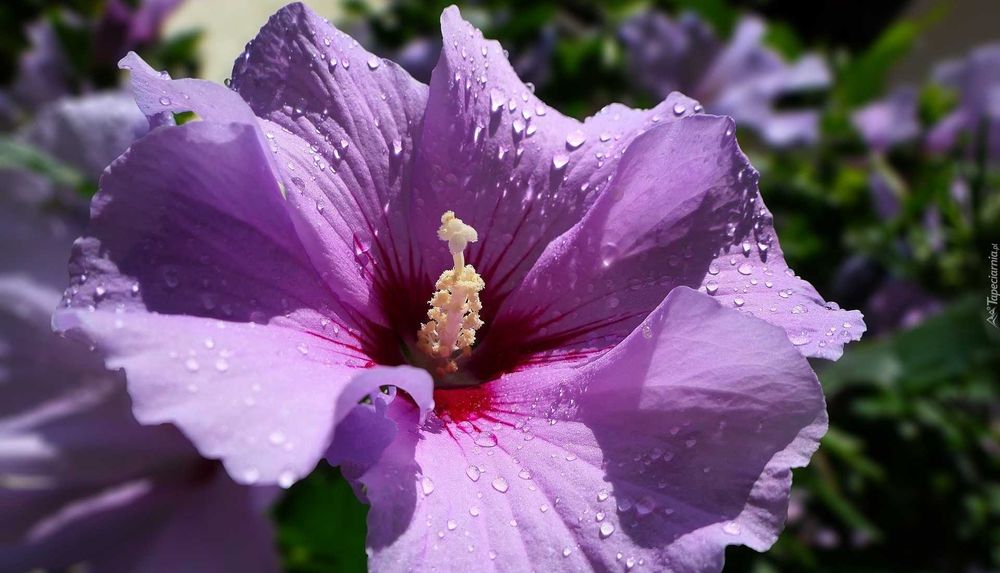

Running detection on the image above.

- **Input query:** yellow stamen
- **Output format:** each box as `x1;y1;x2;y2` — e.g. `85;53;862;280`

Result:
418;211;485;376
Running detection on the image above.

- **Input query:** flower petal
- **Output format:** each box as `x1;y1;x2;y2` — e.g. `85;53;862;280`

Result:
0;280;279;572
228;3;429;328
411;7;699;314
55;116;434;485
119;51;258;128
53;308;432;487
62;118;344;333
356;288;825;571
851;87;920;151
491;115;862;365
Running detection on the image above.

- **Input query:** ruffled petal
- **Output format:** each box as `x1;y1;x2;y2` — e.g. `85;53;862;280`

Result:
483;115;746;367
55;115;434;485
411;7;700;317
62;118;345;334
229;3;430;327
0;278;279;572
53;308;432;487
490;114;861;364
356;288;825;572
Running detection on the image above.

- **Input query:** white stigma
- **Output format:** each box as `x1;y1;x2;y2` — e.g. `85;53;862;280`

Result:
418;211;485;376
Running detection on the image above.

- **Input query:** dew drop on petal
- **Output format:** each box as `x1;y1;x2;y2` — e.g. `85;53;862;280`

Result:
565;130;586;149
465;465;481;482
788;332;811;346
474;433;498;448
491;477;509;493
723;521;742;535
278;470;296;489
599;522;615;538
420;476;435;496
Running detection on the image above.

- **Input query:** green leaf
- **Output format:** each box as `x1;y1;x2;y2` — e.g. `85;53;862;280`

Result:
274;464;369;573
0;136;93;196
819;297;998;396
836;4;946;107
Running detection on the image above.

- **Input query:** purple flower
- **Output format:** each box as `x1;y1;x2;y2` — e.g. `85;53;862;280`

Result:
1;95;278;572
94;0;186;65
851;86;920;152
54;4;863;570
620;10;830;147
2;1;183;122
927;43;1000;158
865;278;942;334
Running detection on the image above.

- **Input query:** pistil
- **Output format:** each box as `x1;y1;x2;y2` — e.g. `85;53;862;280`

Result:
417;211;485;377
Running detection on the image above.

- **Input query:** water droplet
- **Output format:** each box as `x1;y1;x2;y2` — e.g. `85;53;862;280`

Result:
641;324;653;339
447;519;458;531
465;465;481;482
469;506;480;516
734;297;745;308
474;433;497;448
552;154;569;170
185;358;199;372
420;476;435;495
672;103;686;115
162;267;180;288
723;521;741;535
562;547;572;557
566;130;586;149
490;89;505;113
159;96;171;106
278;470;296;489
599;522;615;538
635;496;656;516
215;358;229;372
597;489;609;502
706;281;719;295
517;469;532;480
788;332;811;346
367;56;380;70
491;477;509;493
737;263;753;275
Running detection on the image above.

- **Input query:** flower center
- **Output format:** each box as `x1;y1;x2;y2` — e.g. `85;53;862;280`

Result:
416;211;485;380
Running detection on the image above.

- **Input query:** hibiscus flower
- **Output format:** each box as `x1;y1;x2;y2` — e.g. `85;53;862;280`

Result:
54;3;863;570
